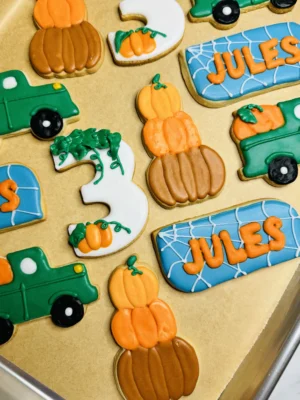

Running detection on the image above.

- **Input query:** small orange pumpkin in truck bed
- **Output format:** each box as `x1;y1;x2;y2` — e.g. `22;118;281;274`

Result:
232;104;285;141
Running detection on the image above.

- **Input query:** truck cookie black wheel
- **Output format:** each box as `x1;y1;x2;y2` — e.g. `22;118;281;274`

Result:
268;156;298;185
212;0;240;25
0;318;14;345
270;0;297;10
51;295;84;328
30;109;63;140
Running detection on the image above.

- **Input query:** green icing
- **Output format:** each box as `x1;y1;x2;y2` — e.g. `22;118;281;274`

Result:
152;74;167;90
0;247;98;325
115;28;167;53
69;220;131;248
237;104;264;124
50;128;124;185
0;70;79;137
126;255;143;276
69;223;86;248
237;97;300;178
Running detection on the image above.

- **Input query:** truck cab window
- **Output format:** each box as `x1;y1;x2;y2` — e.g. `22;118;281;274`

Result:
3;77;17;90
20;258;37;275
294;105;300;119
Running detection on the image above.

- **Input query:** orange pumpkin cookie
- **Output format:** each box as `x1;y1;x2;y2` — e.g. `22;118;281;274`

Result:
30;0;104;78
109;255;199;400
136;74;226;208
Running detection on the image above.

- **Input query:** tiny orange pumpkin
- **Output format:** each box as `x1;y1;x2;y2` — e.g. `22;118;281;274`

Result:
78;223;112;253
120;31;156;58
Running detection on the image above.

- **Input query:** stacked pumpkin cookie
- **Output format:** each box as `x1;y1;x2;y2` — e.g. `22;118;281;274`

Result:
109;256;199;400
30;0;103;78
137;75;226;208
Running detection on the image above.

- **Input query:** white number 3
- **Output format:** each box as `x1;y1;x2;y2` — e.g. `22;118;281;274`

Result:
51;128;148;257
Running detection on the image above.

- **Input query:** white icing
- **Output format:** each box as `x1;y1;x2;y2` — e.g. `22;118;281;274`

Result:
65;307;73;317
20;258;37;275
294;105;300;119
108;0;185;63
3;77;17;90
42;120;51;128
52;141;148;257
280;166;289;175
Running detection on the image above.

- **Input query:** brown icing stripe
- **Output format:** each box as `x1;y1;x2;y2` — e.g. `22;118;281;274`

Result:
148;158;175;207
117;350;143;400
147;146;224;207
161;153;188;203
200;145;226;196
132;347;157;400
29;22;101;76
172;337;199;396
117;338;199;400
148;347;169;400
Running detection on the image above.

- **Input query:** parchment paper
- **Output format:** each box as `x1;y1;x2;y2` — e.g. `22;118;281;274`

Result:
0;1;299;399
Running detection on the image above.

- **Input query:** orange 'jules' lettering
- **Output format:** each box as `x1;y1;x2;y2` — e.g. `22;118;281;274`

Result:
207;36;300;85
184;216;285;275
0;179;20;212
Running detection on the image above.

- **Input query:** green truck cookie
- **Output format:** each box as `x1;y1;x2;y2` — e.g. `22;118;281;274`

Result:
0;70;79;140
0;247;98;345
189;0;297;28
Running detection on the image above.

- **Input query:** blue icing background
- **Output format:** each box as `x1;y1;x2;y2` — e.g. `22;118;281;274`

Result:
155;200;300;293
184;22;300;102
0;164;43;230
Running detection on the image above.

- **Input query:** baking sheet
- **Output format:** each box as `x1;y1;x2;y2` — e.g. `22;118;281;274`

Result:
0;1;299;399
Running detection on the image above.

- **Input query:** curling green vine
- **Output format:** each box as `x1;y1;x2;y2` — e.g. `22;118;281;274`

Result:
50;128;124;185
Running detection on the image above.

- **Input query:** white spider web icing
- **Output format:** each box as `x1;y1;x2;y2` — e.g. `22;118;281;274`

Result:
185;22;300;102
156;200;300;293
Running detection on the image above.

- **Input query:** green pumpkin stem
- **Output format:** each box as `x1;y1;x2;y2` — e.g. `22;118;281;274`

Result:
152;74;167;91
126;255;143;276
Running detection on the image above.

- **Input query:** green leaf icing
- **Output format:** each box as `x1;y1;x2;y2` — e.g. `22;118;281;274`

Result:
69;220;131;248
69;223;86;248
115;28;167;54
50;128;124;185
152;74;167;90
126;255;143;276
237;104;264;124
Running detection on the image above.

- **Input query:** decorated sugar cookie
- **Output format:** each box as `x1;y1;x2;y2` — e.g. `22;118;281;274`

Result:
189;0;296;30
30;0;104;78
153;199;300;293
0;70;79;141
0;247;98;345
136;74;226;208
0;164;45;233
50;129;148;258
109;255;199;400
108;0;185;65
231;98;300;186
180;22;300;107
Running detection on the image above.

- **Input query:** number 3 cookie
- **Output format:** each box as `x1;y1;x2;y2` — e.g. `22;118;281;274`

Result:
50;128;148;257
108;0;185;65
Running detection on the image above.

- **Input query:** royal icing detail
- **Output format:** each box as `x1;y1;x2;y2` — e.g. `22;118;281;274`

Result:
231;98;300;186
0;70;79;141
181;23;300;107
189;0;297;28
0;164;45;232
50;129;148;257
109;256;199;399
30;0;103;77
108;0;185;64
0;247;98;345
136;74;226;207
153;200;300;293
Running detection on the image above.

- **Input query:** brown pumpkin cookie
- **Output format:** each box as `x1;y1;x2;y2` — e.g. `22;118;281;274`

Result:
110;255;199;400
136;74;226;208
29;0;104;78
